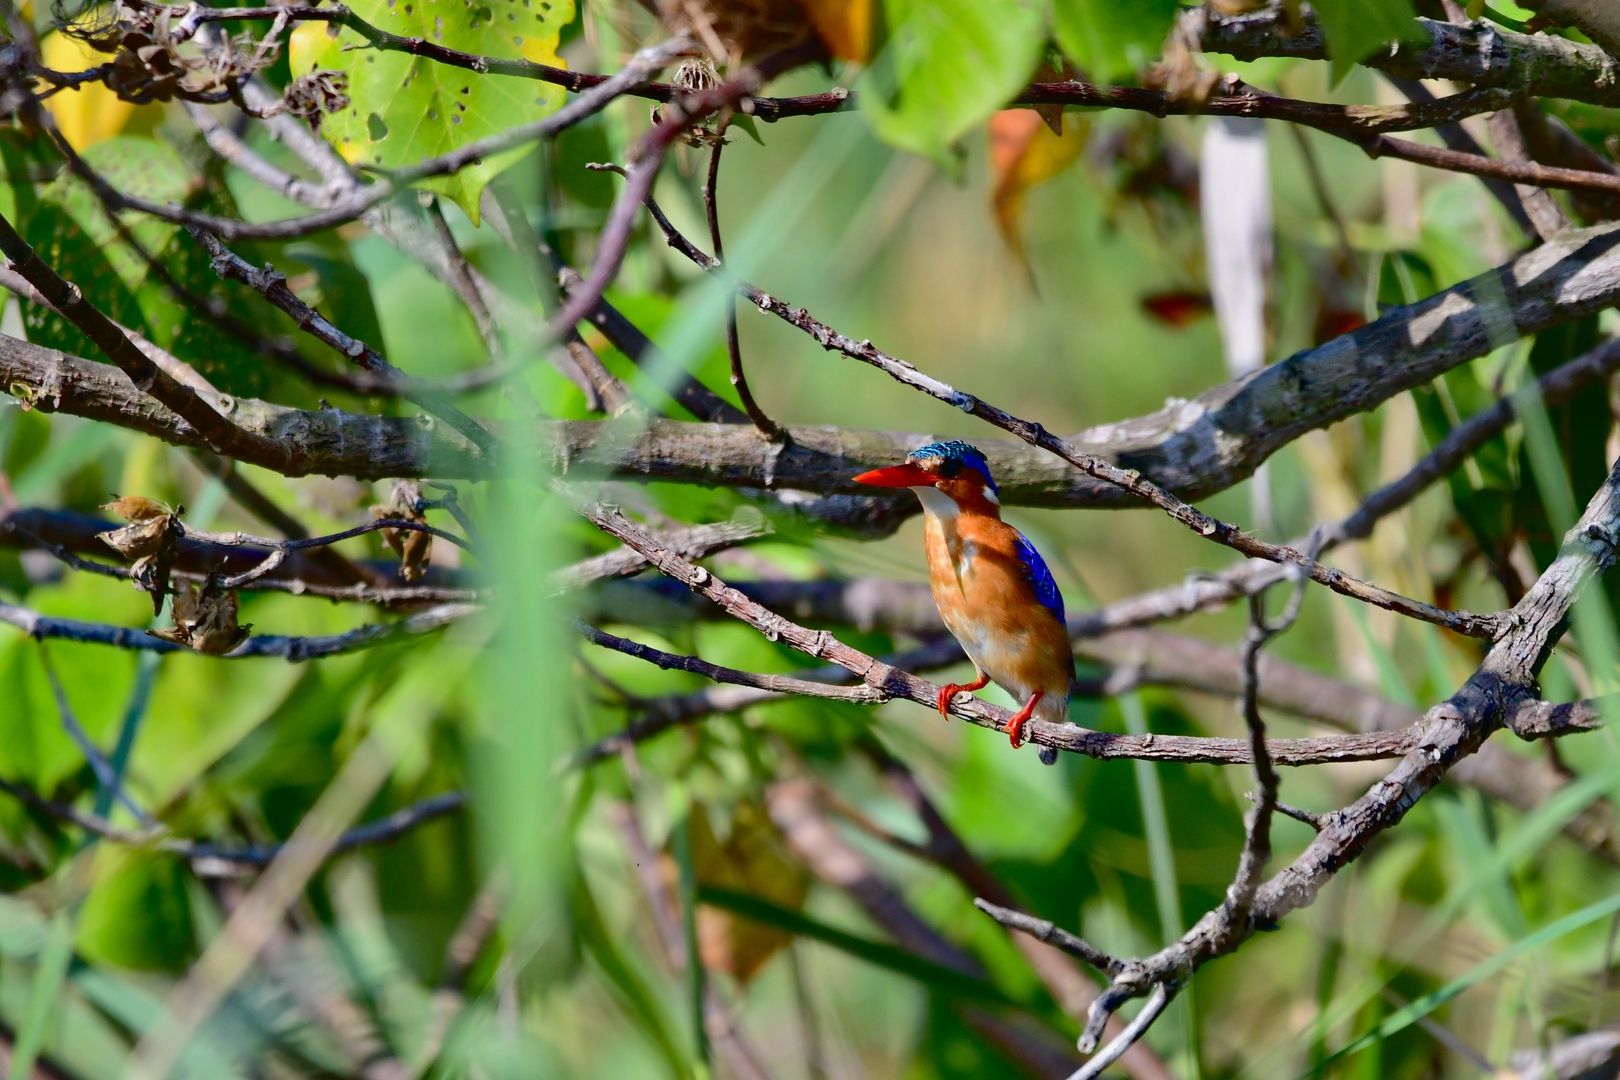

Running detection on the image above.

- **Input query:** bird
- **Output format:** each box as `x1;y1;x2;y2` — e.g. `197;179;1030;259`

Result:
855;441;1072;764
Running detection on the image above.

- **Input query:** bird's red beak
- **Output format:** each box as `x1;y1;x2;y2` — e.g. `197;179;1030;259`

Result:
853;463;935;487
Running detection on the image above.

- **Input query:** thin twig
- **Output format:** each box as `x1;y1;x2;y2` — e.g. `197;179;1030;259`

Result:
186;228;496;453
37;643;153;824
570;496;1422;765
0;775;462;866
634;195;1504;640
700;136;781;438
971;899;1121;977
46;37;699;242
575;620;890;705
1071;337;1620;639
0;598;476;660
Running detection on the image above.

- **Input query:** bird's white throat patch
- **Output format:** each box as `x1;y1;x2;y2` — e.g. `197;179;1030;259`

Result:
910;485;959;521
912;486;977;580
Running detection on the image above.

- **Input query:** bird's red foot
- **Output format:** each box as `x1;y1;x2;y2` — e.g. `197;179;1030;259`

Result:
937;672;990;719
1006;690;1045;749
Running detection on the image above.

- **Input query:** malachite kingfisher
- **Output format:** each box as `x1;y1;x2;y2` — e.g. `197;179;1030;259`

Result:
855;441;1071;765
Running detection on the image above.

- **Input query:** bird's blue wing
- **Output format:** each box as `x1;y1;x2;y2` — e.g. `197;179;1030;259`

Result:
1013;533;1065;623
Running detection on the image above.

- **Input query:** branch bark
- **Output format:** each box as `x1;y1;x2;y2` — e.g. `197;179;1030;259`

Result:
10;222;1620;513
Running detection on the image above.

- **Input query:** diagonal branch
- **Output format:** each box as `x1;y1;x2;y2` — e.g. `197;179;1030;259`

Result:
7;228;1619;509
49;37;697;242
1008;444;1620;1054
186;228;496;454
576;621;889;706
572;496;1420;765
636;190;1505;639
1070;336;1620;639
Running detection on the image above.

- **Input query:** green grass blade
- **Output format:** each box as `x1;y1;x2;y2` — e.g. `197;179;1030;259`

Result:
1314;889;1620;1072
94;650;160;820
696;886;1020;1007
10;910;72;1080
572;870;692;1080
1120;691;1182;944
671;815;710;1078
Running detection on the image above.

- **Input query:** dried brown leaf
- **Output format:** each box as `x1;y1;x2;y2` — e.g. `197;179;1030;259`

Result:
374;480;432;582
98;516;170;560
103;495;171;521
690;802;808;983
151;584;252;655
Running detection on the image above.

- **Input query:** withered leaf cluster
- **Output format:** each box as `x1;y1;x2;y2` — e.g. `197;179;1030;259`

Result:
98;495;180;616
373;480;432;582
149;583;252;655
61;0;347;124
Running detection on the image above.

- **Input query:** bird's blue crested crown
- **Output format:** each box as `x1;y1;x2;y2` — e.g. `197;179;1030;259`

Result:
907;440;998;493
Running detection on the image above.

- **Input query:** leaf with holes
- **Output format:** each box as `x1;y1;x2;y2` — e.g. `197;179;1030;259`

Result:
289;0;573;222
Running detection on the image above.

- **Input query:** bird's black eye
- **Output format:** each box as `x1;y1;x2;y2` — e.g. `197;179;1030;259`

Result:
936;459;963;478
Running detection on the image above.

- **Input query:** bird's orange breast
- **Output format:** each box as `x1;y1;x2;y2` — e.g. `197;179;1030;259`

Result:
922;507;1073;718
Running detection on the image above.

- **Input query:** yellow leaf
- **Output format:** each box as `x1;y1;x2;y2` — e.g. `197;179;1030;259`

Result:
795;0;871;61
40;30;138;149
988;107;1088;263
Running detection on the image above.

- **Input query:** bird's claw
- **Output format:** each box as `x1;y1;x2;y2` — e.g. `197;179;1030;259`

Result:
937;673;989;721
1006;690;1045;750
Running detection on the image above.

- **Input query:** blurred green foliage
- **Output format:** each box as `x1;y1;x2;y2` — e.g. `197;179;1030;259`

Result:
0;1;1615;1078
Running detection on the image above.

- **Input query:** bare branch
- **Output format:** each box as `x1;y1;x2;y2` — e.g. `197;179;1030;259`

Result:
1026;444;1620;1048
0;775;463;868
0;597;475;660
52;38;698;242
1201;8;1620;110
575;621;890;705
1072;336;1620;639
638;196;1505;639
573;496;1422;765
700;139;781;438
9;226;1620;507
971;899;1121;978
1382;75;1537;233
1503;1026;1620;1080
551;515;769;591
187;228;496;453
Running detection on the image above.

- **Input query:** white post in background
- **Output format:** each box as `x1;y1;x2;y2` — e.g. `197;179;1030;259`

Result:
1201;115;1275;535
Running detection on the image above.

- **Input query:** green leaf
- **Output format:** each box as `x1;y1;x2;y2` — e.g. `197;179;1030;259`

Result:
1051;0;1178;83
1311;0;1424;84
77;850;196;972
1121;691;1181;944
289;0;573;222
863;0;1046;160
